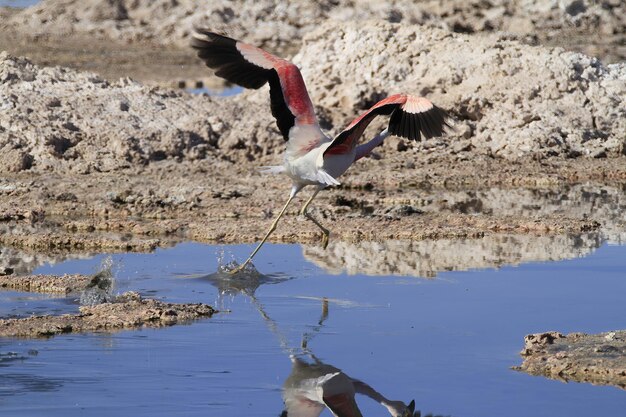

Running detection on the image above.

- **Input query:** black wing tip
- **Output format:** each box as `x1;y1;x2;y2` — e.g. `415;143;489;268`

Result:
190;28;272;90
190;28;293;139
268;71;295;140
389;105;451;141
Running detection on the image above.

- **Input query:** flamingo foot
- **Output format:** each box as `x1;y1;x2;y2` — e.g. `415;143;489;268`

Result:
226;259;254;275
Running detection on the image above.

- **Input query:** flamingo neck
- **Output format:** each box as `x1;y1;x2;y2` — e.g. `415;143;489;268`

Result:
354;129;389;161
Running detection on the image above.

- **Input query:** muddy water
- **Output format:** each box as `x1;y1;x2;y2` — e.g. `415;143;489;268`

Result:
1;241;625;416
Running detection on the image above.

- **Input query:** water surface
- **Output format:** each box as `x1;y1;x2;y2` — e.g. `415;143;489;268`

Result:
0;241;625;416
0;0;39;7
186;86;244;96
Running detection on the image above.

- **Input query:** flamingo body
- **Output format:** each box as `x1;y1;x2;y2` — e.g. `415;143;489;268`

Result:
191;30;450;271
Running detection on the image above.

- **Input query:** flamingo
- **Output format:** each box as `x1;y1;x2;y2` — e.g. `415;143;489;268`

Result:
283;356;417;417
254;294;419;417
191;30;449;273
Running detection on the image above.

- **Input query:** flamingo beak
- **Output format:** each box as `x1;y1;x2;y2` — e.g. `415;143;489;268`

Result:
403;399;416;417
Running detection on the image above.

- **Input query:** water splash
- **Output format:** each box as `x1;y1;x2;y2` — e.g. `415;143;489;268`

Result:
217;260;259;275
216;248;258;275
79;256;117;306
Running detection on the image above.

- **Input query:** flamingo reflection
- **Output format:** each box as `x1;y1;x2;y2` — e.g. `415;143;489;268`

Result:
279;300;417;417
200;267;441;416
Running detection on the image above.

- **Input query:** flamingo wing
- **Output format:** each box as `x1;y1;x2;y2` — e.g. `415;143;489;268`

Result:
325;94;449;156
323;393;364;417
191;30;323;149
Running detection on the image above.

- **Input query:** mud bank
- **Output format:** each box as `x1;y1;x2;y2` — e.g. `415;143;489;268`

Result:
0;231;161;252
515;331;626;390
0;273;89;294
1;15;625;261
1;0;623;63
1;157;625;257
0;291;216;338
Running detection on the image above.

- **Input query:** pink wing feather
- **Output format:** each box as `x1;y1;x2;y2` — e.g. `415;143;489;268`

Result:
325;94;449;156
191;30;323;153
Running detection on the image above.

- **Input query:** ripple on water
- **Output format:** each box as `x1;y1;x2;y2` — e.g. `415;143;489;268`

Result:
0;241;625;417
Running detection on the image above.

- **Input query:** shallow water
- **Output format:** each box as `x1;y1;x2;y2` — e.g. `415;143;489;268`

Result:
1;241;625;416
186;86;244;96
0;0;39;7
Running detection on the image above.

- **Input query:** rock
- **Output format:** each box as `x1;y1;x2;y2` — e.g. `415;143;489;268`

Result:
0;148;33;172
515;330;626;389
520;331;567;356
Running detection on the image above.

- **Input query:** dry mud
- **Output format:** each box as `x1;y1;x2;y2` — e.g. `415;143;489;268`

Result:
293;20;625;159
0;31;213;87
0;51;286;173
0;290;216;338
1;0;623;63
1;23;625;171
515;331;626;390
1;20;625;271
1;167;625;278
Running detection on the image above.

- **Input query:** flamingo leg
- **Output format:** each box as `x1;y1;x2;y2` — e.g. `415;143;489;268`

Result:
230;192;296;274
299;187;330;249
